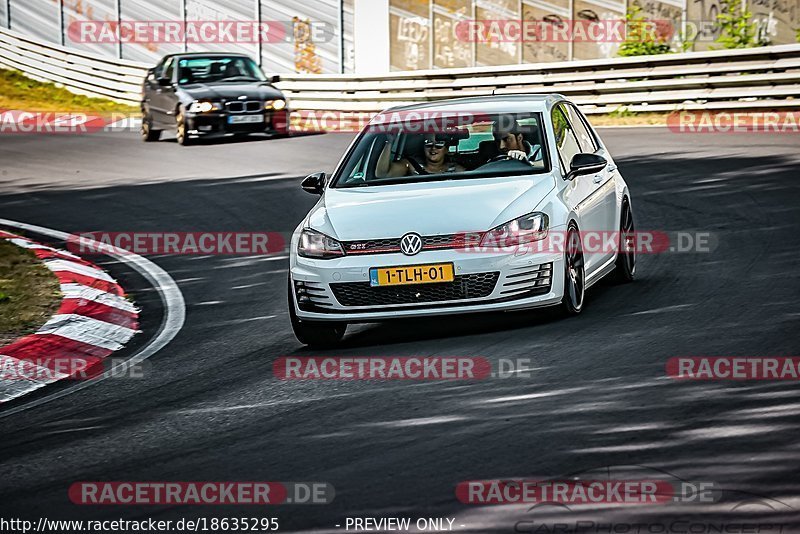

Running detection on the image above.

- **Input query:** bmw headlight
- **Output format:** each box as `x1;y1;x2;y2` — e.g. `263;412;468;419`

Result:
264;99;287;111
481;212;549;247
188;101;221;113
298;228;344;259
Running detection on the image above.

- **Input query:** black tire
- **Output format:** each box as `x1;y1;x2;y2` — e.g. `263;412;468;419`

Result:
288;279;346;348
141;112;161;142
560;224;585;316
610;198;636;283
175;108;193;146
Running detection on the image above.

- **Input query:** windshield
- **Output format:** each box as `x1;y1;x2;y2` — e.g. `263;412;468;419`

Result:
332;112;549;188
177;56;267;85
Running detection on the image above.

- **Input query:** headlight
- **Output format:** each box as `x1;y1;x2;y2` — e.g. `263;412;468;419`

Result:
188;101;221;113
298;228;344;259
480;212;549;248
264;99;286;111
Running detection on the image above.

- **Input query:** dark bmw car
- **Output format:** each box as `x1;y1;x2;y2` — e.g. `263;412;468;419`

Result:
141;53;289;145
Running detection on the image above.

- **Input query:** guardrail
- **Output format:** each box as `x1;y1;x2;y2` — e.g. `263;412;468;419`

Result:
279;44;800;114
2;26;799;114
0;27;147;105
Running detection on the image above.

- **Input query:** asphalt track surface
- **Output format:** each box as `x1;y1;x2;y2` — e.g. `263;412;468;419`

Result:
0;128;799;532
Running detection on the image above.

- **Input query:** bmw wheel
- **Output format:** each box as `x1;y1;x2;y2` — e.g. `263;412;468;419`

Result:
141;112;161;142
175;108;192;146
561;224;585;316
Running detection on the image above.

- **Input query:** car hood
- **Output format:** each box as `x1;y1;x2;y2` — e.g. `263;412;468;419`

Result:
179;82;283;101
308;175;556;240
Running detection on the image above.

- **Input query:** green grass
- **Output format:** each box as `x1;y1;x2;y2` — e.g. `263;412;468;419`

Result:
0;68;137;113
0;240;63;347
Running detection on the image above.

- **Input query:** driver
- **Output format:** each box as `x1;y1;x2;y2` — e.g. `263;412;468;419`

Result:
492;118;540;164
377;133;465;177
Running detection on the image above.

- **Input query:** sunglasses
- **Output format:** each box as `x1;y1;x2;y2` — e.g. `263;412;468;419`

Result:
424;139;447;149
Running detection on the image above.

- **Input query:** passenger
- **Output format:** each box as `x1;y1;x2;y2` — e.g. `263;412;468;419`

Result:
377;133;466;177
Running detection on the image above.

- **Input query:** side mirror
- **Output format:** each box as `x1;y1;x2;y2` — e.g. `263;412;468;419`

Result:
157;77;172;87
301;172;326;195
270;75;281;84
566;153;607;181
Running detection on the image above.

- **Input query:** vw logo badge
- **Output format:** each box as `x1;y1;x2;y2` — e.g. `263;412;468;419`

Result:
400;233;423;256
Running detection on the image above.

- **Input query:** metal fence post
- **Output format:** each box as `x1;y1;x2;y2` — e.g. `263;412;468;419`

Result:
58;0;64;45
181;0;187;52
338;0;344;73
255;0;262;66
6;0;11;29
115;0;122;59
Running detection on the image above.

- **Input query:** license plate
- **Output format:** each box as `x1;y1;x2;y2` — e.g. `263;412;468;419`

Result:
228;115;264;124
370;263;455;287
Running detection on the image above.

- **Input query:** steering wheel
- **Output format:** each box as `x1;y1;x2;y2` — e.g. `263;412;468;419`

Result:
489;154;511;162
407;157;430;175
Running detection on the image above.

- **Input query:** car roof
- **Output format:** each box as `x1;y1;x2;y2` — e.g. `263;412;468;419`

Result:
159;52;253;62
381;94;568;115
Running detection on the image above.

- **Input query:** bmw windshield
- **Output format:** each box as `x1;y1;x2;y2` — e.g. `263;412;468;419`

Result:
333;112;550;188
177;56;267;85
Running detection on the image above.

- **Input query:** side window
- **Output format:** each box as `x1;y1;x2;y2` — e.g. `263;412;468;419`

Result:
163;58;175;81
551;105;582;173
567;104;598;153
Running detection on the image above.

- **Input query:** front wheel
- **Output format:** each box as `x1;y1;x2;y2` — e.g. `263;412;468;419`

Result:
560;225;585;316
610;198;636;283
175;108;193;146
288;279;346;348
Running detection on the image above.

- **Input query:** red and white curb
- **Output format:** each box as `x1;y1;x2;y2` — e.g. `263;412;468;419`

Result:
0;230;140;402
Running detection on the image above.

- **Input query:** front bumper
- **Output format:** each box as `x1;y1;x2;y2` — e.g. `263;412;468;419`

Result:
290;249;565;322
186;109;289;136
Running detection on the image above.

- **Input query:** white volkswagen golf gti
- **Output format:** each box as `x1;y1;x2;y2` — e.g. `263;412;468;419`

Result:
289;95;635;347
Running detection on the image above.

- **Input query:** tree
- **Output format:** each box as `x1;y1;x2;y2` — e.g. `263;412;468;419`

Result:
714;0;770;49
618;4;672;57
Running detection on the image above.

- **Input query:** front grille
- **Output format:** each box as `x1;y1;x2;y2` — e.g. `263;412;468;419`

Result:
330;272;499;307
342;233;481;255
226;101;262;113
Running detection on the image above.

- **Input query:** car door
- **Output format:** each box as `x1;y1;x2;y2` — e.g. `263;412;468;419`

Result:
566;103;617;266
552;103;605;273
149;57;178;128
142;59;162;117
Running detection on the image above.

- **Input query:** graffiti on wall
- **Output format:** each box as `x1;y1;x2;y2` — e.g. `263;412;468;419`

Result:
294;17;323;73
